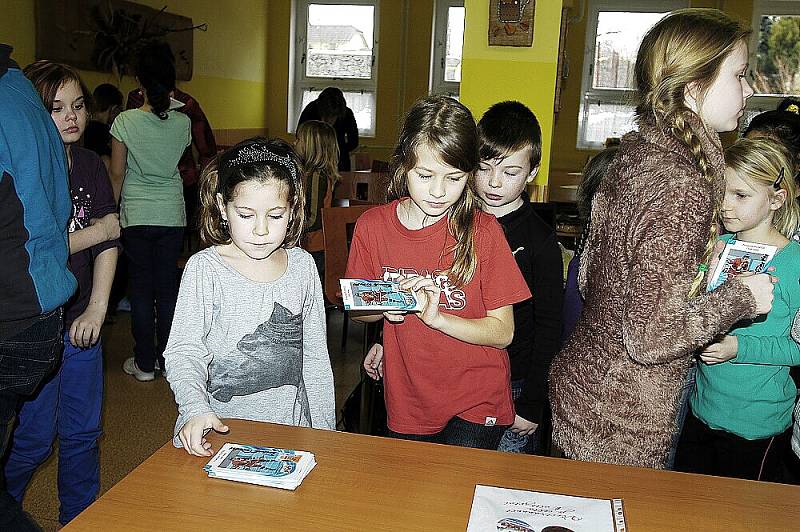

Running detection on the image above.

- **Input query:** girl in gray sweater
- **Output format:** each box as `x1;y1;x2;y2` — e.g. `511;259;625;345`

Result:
164;138;335;456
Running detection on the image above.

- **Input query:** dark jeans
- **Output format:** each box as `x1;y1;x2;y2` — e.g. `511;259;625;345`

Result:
122;226;184;373
0;308;64;532
675;410;792;482
386;416;506;450
666;365;696;470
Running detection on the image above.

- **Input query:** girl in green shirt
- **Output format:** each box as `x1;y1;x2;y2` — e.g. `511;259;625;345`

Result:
675;138;800;481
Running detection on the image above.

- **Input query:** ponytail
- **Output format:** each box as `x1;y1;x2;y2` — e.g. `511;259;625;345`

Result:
135;42;176;120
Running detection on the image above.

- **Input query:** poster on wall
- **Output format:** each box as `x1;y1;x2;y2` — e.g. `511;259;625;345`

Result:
489;0;535;47
36;0;196;80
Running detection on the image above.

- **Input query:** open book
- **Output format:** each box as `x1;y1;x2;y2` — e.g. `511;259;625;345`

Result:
707;239;777;292
467;485;626;532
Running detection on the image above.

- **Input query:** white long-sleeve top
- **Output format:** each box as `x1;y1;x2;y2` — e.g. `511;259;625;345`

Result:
164;246;335;447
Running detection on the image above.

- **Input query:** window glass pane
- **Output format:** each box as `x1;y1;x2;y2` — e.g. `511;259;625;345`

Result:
445;7;465;83
592;12;669;90
583;100;636;145
754;15;800;96
301;89;376;135
306;4;375;79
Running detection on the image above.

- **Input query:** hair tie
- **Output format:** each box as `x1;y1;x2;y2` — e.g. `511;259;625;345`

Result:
786;103;799;115
218;142;298;190
698;263;709;273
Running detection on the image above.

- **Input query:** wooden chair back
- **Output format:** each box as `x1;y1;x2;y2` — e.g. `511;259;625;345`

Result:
321;205;374;306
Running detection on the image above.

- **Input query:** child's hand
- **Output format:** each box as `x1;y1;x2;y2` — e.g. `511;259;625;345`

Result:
69;304;106;348
738;271;776;315
363;343;384;380
399;275;442;329
179;413;229;457
700;335;738;365
510;415;539;436
90;212;120;242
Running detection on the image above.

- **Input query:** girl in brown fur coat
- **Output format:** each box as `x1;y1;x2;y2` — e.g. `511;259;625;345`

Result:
549;9;776;469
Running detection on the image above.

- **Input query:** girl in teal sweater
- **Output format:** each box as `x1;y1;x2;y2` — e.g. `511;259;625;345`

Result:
675;138;800;481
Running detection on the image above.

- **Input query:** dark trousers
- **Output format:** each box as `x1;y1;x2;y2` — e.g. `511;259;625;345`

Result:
386;416;507;450
0;308;64;531
122;226;184;373
675;410;792;482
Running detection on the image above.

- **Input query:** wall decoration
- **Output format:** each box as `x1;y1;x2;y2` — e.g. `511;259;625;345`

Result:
489;0;535;47
36;0;207;81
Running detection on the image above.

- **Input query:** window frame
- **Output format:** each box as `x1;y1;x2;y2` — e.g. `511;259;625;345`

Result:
290;0;380;136
576;0;687;150
746;0;800;114
430;0;465;97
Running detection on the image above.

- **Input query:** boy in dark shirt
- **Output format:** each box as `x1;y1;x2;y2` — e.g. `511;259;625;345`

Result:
476;101;564;454
83;83;122;170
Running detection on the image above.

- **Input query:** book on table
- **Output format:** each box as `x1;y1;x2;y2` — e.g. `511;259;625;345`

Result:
707;238;777;292
467;485;626;532
204;443;316;490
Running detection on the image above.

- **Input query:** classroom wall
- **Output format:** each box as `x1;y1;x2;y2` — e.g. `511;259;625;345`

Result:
265;0;435;162
2;0;269;137
459;0;564;185
550;0;755;172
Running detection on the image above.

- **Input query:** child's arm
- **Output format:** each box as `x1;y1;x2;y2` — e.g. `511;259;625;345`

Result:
701;332;800;367
68;213;120;254
300;255;336;430
110;138;127;203
163;255;221;453
69;247;117;347
399;274;514;348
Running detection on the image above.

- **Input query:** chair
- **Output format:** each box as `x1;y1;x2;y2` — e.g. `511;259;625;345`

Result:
321;205;374;352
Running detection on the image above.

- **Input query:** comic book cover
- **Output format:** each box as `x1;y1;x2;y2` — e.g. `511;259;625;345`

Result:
339;279;422;311
204;443;316;489
707;239;777;292
467;485;626;532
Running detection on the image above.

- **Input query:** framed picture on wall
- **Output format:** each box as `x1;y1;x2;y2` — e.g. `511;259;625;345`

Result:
488;0;535;47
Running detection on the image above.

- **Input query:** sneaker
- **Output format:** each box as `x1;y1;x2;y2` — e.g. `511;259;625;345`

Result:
123;357;154;382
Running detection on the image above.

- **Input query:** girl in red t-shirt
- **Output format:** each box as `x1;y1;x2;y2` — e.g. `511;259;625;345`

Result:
346;96;531;449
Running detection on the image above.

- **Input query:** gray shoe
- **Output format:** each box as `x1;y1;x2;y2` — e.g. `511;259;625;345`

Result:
123;357;155;382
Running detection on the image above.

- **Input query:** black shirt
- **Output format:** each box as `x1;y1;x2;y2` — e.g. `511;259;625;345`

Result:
298;100;359;171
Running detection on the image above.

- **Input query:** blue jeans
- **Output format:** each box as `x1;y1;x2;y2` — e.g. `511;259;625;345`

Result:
5;330;103;525
497;379;541;454
0;308;63;532
666;364;697;470
386;416;506;450
123;225;184;373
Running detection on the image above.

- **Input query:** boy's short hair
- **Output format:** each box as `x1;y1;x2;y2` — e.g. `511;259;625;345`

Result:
92;83;123;113
477;101;542;170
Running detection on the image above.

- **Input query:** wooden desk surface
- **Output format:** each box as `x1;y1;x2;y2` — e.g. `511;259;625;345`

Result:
65;420;799;531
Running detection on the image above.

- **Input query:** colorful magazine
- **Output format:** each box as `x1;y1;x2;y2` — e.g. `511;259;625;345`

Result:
339;279;422;311
467;485;626;532
204;443;316;490
707;239;777;292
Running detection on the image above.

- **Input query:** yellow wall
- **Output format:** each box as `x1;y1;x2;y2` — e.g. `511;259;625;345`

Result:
265;0;435;162
550;0;755;172
460;0;564;184
1;0;269;131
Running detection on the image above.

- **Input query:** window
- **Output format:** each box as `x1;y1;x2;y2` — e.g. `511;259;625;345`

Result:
291;0;379;136
577;1;686;149
746;1;800;117
430;0;465;97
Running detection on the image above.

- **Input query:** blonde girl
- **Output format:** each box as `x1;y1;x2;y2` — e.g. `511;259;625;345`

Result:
674;138;800;481
549;8;776;469
295;120;340;265
346;96;531;449
164;138;335;457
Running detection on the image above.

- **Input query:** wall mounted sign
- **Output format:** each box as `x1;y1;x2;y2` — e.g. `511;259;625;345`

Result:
489;0;535;47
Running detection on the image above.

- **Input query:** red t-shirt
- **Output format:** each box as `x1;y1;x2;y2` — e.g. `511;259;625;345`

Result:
346;200;531;434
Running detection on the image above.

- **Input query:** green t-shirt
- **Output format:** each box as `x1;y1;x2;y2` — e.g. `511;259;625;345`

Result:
110;108;191;228
692;234;800;440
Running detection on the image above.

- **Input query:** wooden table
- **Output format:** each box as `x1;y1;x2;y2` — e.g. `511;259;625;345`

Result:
65;420;800;531
335;170;389;204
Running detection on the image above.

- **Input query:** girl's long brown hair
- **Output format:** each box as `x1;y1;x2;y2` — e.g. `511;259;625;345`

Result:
295;120;340;228
634;8;750;297
387;95;480;287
